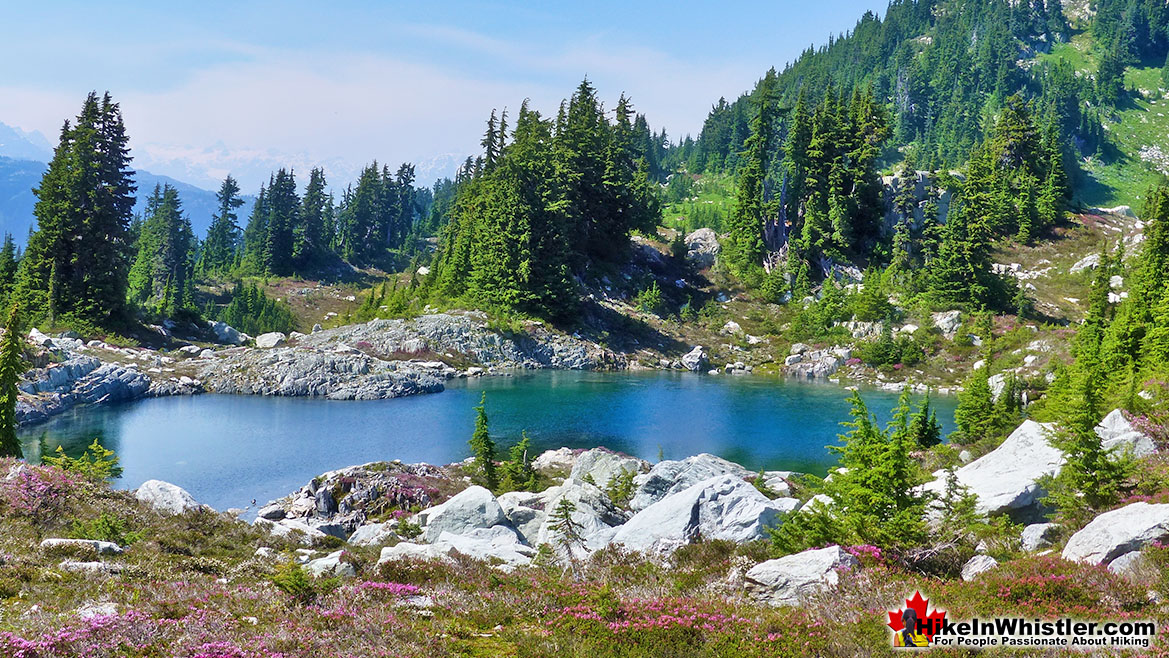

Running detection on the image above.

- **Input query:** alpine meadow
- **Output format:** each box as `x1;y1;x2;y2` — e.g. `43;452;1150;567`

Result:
2;1;1169;656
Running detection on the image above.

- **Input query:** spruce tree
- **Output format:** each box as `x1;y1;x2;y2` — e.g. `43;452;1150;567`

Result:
725;69;778;278
128;184;195;313
0;234;18;302
0;305;26;459
469;392;498;491
293;168;329;269
18;92;135;327
200;176;244;276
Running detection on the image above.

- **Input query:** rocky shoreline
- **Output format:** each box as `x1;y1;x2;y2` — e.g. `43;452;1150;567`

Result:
119;407;1160;605
14;307;966;428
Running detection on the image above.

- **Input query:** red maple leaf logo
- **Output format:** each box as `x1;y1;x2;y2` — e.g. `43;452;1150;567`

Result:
887;591;947;641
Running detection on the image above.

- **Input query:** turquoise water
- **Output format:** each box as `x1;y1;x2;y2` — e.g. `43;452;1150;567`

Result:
17;371;956;511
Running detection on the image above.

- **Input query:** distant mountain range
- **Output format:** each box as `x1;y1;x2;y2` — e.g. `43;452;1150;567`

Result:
0;121;464;248
0;122;254;247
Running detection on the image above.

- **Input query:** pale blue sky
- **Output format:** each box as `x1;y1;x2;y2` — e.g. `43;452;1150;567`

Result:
0;1;887;188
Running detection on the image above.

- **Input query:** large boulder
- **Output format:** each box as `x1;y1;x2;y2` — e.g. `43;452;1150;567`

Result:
922;420;1062;517
255;332;287;348
612;475;786;553
254;518;329;545
534;479;627;552
210;321;245;345
684;228;720;269
568;448;649;490
497;490;547;545
1062;502;1169;566
1096;409;1157;458
416;486;508;543
348;522;398;547
377;527;535;571
630;453;754;511
680;346;708;372
135;480;206;515
744;546;858;606
305;550;357;578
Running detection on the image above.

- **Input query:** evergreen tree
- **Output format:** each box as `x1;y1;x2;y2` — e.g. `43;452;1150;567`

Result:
0;234;18;303
200;176;244;276
725;69;779;278
0;305;25;459
293;168;329;269
908;390;942;449
952;366;996;444
263;169;299;276
469;392;498;491
18;92;136;327
128;184;196;314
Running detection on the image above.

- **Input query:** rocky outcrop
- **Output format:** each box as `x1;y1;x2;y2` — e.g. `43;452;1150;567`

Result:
135;480;207;515
378;527;536;571
18;356;154;425
784;346;849;379
612;475;791;553
630;453;754;511
744;546;858;606
923;413;1157;519
568;448;649;490
201;312;619;401
1062;502;1169;566
40;538;123;556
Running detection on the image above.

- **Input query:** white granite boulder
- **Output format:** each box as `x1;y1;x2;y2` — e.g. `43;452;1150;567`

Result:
417;486;508;543
744;545;858;606
348;522;398;547
1020;523;1059;552
961;555;999;581
630;453;754;511
922;420;1062;516
612;474;787;553
1096;409;1157;458
568;448;649;490
1062;502;1169;566
255;332;287;348
305;550;357;578
135;480;206;515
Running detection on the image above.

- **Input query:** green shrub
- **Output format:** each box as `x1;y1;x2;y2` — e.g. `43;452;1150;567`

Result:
42;439;122;480
69;512;141;546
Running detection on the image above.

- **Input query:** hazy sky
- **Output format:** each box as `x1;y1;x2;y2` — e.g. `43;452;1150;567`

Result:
0;1;887;189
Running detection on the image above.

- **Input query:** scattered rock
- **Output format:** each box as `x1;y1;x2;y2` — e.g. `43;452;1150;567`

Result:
961;555;999;581
1020;523;1059;552
744;546;858;606
1096;409;1157;458
40;538;123;555
305;550;358;578
255;332;287;349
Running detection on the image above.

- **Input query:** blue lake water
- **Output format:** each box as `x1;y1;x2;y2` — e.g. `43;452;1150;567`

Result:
17;371;956;511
